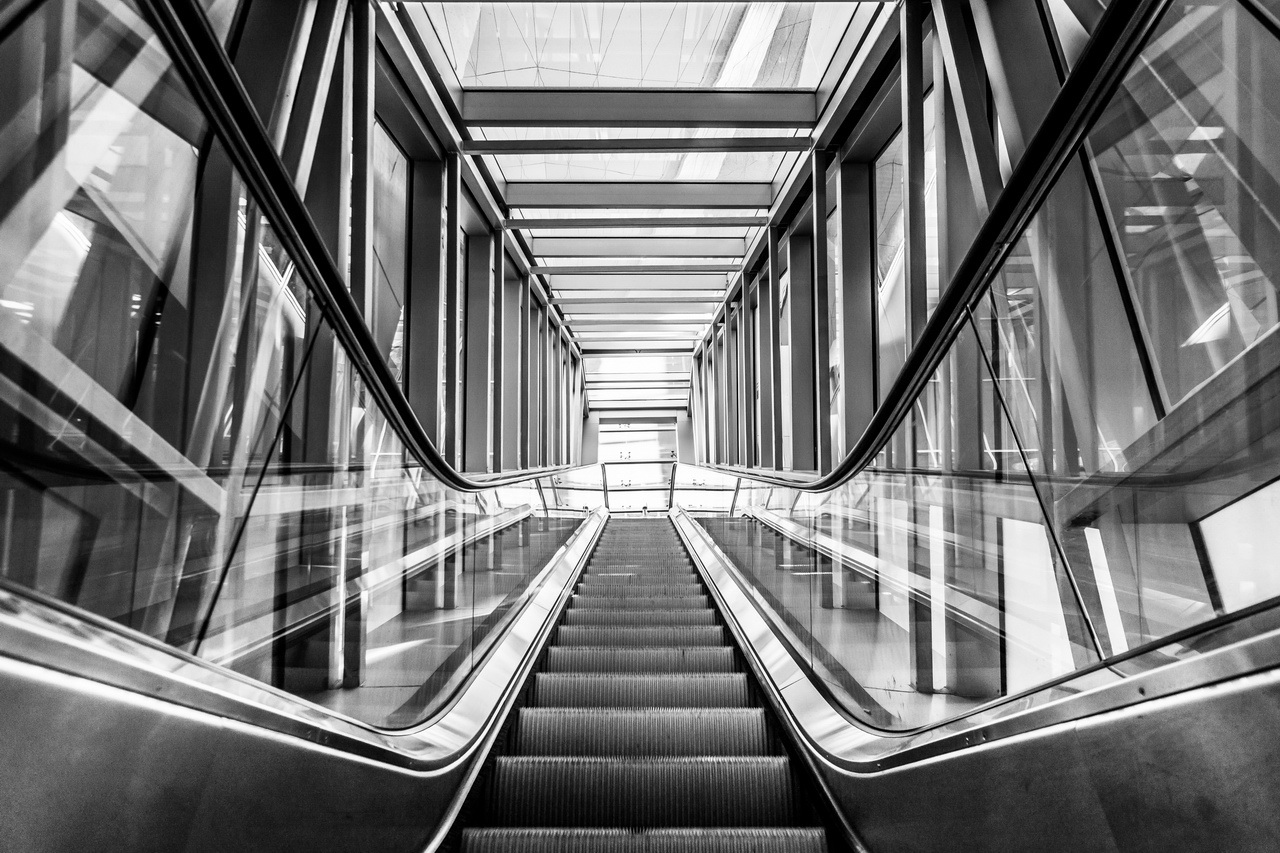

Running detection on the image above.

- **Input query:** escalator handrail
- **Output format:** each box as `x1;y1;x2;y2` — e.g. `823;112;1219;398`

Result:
701;0;1169;492
134;0;578;494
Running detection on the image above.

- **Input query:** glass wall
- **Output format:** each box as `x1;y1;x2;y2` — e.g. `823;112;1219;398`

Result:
0;0;596;729
680;0;1280;732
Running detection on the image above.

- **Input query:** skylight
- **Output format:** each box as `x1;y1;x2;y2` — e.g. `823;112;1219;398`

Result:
421;3;861;89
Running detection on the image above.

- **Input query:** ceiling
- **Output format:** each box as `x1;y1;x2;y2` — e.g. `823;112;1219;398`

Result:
406;3;889;413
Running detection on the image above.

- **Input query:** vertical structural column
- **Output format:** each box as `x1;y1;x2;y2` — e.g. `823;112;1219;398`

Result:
442;154;463;459
535;304;548;466
544;315;557;466
811;150;834;473
340;0;371;686
464;231;495;472
786;233;817;472
715;323;728;466
837;160;878;452
758;234;783;469
902;0;933;693
901;0;929;346
499;256;523;470
519;276;533;468
739;290;756;467
732;319;741;467
405;160;446;440
692;351;706;463
490;233;507;471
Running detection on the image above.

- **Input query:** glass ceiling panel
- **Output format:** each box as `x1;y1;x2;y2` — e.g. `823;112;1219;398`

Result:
421;3;861;89
585;354;693;374
489;150;792;182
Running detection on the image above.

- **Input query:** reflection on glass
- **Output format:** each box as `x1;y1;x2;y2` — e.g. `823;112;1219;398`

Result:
0;0;592;730
371;122;409;377
874;93;939;404
681;0;1280;734
1091;1;1280;406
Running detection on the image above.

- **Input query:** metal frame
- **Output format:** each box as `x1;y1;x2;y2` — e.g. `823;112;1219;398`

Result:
137;0;581;491
507;181;773;210
465;137;812;155
461;89;816;128
693;0;1171;490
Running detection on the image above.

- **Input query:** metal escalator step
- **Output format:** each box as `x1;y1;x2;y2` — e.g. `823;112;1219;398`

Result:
543;647;737;673
576;582;704;597
516;708;771;756
561;609;717;627
571;595;709;610
581;572;699;583
462;828;828;853
533;673;749;707
588;560;692;568
556;626;724;647
486;757;795;827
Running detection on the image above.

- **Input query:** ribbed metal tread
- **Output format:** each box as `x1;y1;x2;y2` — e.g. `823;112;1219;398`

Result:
461;828;827;853
587;563;693;571
542;647;737;673
580;572;700;583
557;626;725;647
576;582;705;596
516;708;771;756
571;595;709;610
486;757;796;827
533;673;750;707
562;610;718;627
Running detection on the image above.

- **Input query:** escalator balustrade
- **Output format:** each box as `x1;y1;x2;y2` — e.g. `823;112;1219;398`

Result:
461;518;828;852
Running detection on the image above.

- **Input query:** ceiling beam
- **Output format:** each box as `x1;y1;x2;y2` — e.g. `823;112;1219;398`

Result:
553;292;723;303
462;90;815;128
575;334;703;342
549;273;729;290
507;181;772;209
463;136;812;155
532;237;745;258
566;307;713;317
534;263;739;275
589;401;688;409
587;379;691;386
579;341;696;352
507;216;768;229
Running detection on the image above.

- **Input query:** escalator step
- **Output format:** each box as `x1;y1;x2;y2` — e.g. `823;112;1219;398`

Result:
543;647;737;674
587;562;692;570
461;828;828;853
576;582;704;597
516;708;771;756
561;610;717;627
580;573;700;583
533;673;750;707
486;757;795;827
571;595;709;610
556;626;724;647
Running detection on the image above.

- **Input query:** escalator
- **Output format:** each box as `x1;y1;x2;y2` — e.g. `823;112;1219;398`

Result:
460;518;828;853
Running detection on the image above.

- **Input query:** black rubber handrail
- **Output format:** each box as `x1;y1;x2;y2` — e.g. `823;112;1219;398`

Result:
703;0;1170;491
134;0;578;493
